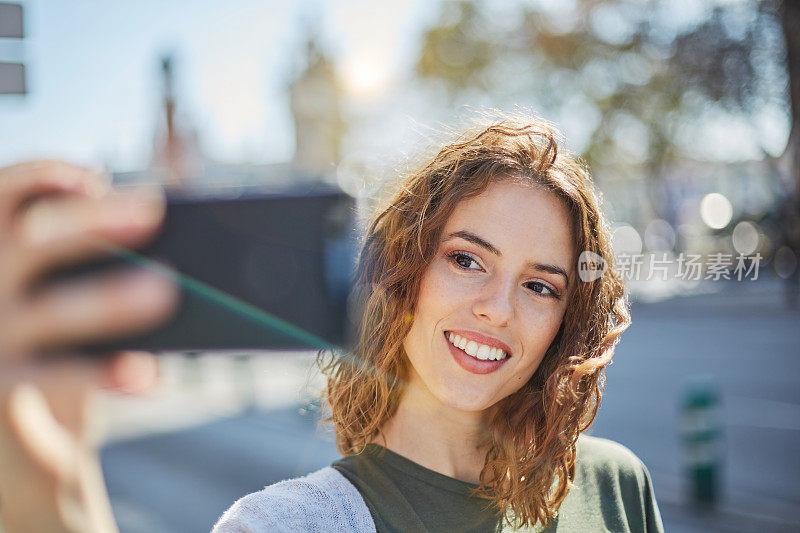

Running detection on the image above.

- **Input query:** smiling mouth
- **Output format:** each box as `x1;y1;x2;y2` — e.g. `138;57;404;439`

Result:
444;331;510;361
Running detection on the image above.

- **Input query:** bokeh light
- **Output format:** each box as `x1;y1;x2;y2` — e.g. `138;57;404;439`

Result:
700;193;733;230
644;218;676;252
774;245;798;279
612;224;643;255
731;221;760;255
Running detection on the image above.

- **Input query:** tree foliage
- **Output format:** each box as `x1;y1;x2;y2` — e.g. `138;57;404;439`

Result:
414;0;790;218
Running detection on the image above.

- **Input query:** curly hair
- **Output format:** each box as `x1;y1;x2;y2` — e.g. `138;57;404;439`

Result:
316;113;630;529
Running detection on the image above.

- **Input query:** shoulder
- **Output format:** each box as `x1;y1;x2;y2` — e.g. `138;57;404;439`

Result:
568;434;664;532
211;466;376;533
575;434;651;483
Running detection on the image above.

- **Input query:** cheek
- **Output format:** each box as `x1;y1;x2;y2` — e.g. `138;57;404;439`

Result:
517;306;565;367
414;260;463;317
405;267;445;348
405;261;465;359
500;315;564;396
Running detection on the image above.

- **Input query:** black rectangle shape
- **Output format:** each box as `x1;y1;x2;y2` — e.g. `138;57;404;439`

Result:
47;186;359;354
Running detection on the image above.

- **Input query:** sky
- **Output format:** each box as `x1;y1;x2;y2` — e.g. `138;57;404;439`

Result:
0;0;435;170
0;0;790;174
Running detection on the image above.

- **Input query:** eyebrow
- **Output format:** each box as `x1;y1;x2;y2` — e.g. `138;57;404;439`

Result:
444;230;571;286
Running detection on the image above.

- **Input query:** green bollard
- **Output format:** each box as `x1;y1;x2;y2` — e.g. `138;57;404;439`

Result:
680;375;722;506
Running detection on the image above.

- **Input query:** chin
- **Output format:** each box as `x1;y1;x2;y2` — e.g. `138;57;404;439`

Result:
433;385;497;414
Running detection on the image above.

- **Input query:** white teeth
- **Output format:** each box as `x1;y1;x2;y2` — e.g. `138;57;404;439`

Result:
476;344;491;360
465;341;478;357
446;332;507;361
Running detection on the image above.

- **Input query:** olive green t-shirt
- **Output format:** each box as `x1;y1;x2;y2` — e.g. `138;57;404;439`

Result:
331;434;664;532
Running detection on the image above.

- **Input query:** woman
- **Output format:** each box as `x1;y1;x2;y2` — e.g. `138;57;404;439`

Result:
213;117;662;532
0;116;663;532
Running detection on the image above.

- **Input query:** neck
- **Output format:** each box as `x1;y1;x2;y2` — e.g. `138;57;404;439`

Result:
370;376;492;484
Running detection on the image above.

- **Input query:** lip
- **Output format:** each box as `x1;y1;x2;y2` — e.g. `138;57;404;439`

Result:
445;329;513;357
444;331;511;375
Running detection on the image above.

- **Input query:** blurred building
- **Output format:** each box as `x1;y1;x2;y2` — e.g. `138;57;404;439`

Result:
148;56;203;188
289;36;344;180
114;34;343;190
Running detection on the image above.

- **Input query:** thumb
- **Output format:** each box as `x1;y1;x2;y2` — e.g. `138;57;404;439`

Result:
8;382;119;533
8;383;79;483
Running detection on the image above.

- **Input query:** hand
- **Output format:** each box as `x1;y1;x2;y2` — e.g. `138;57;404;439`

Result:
0;161;179;532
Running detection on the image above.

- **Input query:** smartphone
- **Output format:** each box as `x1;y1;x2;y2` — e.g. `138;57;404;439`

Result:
44;184;359;354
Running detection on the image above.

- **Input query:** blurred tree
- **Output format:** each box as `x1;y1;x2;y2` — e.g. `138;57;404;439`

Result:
782;0;800;201
415;0;791;229
778;0;800;304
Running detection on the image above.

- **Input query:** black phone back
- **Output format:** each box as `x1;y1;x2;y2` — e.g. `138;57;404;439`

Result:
49;185;359;354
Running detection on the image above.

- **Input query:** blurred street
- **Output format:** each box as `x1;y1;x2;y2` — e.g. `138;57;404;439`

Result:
592;279;800;532
99;279;800;533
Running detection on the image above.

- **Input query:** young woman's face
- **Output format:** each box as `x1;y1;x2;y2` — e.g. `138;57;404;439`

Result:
402;179;574;414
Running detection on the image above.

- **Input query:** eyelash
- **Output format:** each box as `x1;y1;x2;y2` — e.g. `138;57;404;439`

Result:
445;251;561;300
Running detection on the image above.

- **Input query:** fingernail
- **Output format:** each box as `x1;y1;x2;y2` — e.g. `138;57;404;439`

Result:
111;352;159;394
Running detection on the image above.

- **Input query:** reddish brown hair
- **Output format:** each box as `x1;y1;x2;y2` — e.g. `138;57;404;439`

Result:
318;113;630;528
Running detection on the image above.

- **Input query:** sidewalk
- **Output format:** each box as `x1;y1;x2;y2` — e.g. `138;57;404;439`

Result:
96;350;324;443
653;470;800;532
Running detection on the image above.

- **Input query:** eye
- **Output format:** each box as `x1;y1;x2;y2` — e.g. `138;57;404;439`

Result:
448;252;562;299
447;251;482;271
525;281;560;300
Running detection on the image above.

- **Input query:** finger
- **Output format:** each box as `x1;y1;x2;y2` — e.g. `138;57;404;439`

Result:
2;267;179;360
9;187;166;291
0;161;109;227
6;352;161;406
101;351;160;395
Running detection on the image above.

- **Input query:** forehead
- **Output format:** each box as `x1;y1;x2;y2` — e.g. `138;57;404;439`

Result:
443;180;575;266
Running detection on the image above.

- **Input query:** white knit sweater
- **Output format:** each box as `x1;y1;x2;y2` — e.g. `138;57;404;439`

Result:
211;466;377;533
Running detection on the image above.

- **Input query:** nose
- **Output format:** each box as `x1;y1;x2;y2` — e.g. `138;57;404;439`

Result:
471;275;515;327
